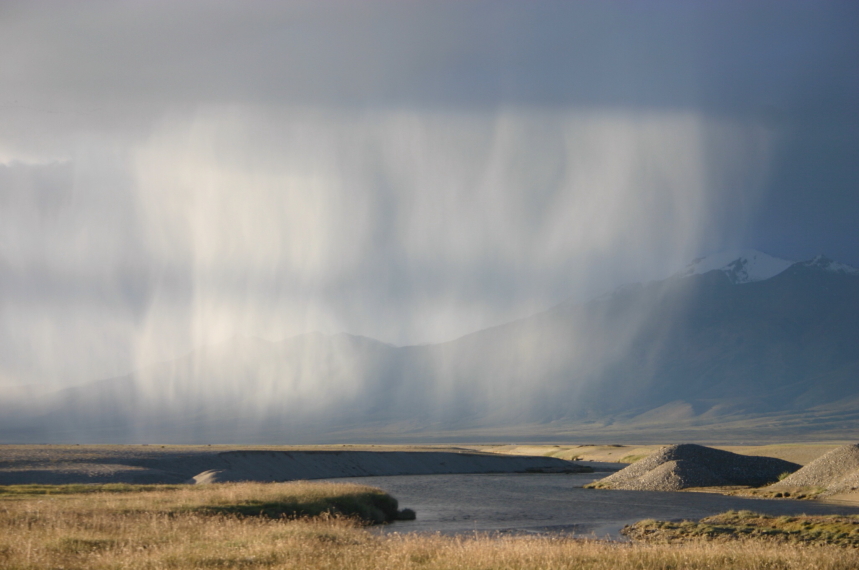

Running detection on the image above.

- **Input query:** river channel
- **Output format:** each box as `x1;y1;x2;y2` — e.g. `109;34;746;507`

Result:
327;472;859;538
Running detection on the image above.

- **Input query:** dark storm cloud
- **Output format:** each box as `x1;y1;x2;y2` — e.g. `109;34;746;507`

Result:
2;0;856;112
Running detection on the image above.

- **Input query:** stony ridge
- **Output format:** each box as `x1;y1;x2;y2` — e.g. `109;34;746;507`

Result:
772;444;859;495
590;444;799;491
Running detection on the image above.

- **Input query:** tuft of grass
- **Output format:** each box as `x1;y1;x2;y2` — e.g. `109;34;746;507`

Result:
51;537;118;554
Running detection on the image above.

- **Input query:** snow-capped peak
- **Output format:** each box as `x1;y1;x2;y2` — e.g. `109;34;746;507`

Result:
678;249;794;284
798;255;859;276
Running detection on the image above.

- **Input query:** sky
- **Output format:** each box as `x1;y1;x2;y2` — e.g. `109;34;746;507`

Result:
1;0;857;388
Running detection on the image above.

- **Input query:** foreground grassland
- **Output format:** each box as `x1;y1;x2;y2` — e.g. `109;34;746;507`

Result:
0;480;408;522
1;483;858;569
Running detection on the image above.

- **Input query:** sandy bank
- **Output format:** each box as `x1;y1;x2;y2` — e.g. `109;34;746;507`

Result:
192;451;589;483
0;445;588;485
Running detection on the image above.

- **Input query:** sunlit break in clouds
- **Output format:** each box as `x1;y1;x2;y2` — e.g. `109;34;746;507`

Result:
0;1;857;442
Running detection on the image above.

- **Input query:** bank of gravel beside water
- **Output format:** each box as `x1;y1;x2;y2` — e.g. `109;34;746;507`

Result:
193;450;590;483
587;444;799;491
771;444;859;496
0;446;590;485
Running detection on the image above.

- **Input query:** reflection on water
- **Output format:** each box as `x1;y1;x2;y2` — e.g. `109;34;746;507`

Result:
327;473;859;538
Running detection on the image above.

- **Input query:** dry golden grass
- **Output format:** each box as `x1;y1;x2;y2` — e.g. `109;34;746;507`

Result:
0;480;405;521
1;482;858;569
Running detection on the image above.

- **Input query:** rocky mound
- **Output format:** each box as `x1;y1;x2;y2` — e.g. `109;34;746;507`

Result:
590;444;799;491
771;444;859;494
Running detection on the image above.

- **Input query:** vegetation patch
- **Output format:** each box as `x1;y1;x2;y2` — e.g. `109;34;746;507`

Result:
623;510;859;547
722;485;828;500
619;454;648;463
0;481;411;523
191;488;404;523
51;537;119;554
0;483;185;496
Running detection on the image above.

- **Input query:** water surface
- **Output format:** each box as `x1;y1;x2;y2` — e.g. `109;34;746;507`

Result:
329;473;859;537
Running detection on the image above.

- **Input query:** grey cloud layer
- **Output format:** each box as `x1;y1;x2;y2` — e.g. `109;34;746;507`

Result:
0;1;856;389
2;1;856;111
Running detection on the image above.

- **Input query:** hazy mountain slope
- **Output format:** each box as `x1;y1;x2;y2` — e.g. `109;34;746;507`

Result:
417;257;859;427
577;259;859;417
3;253;858;442
4;334;406;442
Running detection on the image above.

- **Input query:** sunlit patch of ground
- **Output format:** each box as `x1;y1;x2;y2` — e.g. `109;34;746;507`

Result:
464;443;663;463
466;442;845;465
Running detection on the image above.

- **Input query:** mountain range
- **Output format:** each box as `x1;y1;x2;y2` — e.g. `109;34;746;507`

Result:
2;250;858;443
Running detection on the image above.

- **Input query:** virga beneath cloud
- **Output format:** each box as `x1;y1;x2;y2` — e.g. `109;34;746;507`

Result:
1;106;772;388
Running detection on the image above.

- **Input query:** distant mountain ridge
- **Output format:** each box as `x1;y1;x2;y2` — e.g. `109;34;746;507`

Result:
2;251;858;443
676;249;858;284
677;249;795;284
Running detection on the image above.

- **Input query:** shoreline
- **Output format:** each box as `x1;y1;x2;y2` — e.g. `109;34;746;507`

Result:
0;445;592;485
3;441;856;505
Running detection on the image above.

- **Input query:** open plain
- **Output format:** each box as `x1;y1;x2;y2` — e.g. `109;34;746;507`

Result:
3;441;859;506
3;442;859;569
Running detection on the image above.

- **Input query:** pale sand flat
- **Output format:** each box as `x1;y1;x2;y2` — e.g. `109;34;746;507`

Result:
823;491;859;506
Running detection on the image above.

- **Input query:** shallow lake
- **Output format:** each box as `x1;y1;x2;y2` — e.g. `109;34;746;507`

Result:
327;473;859;538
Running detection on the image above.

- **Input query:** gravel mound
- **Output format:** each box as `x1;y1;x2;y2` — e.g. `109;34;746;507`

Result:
771;444;859;494
592;444;799;491
631;460;727;491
